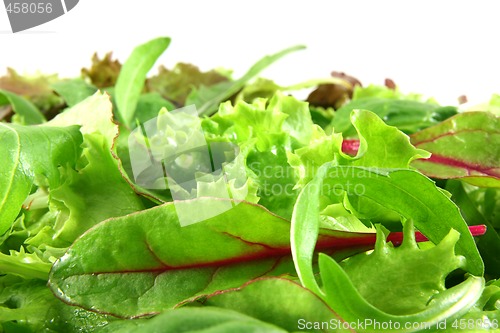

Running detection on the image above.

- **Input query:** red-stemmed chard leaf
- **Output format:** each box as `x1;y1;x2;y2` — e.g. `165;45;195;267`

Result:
48;198;483;318
341;112;500;188
410;112;500;187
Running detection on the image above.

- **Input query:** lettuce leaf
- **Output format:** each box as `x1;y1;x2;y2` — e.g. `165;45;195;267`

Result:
0;279;111;332
0;123;82;235
30;93;144;248
341;222;465;315
81;52;122;89
0;68;63;116
146;63;230;107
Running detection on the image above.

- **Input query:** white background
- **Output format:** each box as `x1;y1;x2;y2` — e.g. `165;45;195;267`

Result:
1;0;499;104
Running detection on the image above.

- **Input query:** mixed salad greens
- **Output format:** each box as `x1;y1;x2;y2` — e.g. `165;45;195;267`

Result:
0;36;499;332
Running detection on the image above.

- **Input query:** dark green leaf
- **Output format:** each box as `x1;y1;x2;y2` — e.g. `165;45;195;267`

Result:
446;180;500;277
331;98;457;137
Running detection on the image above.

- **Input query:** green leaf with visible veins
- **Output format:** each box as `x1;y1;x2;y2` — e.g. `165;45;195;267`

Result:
410;112;500;188
0;123;82;235
48;199;400;318
291;164;485;332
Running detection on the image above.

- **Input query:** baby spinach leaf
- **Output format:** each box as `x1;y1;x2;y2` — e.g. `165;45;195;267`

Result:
0;89;46;124
0;123;82;235
187;45;305;116
115;37;171;126
410;112;500;188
